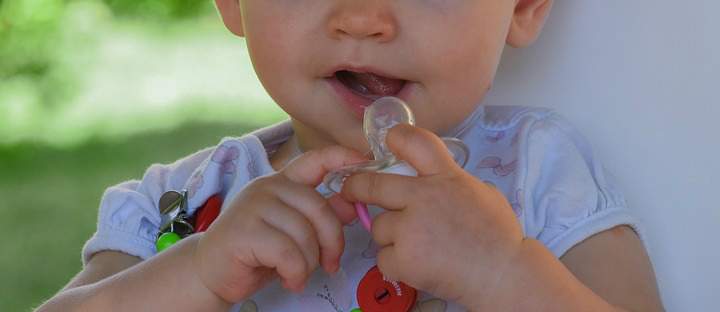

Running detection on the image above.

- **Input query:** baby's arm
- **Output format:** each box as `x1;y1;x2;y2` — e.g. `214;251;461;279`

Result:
62;251;141;291
35;251;139;310
36;238;231;311
468;226;663;312
560;226;664;311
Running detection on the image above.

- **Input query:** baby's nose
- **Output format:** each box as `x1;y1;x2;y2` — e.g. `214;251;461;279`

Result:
326;0;397;43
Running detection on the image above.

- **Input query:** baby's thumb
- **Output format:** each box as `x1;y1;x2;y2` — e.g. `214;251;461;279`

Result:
386;124;457;176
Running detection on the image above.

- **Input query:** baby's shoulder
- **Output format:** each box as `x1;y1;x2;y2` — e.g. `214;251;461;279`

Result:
141;135;258;187
82;131;279;263
146;121;293;192
460;106;633;257
472;105;564;132
461;105;585;154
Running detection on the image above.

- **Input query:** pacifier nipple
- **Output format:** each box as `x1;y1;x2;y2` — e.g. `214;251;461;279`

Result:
363;96;415;162
322;97;416;195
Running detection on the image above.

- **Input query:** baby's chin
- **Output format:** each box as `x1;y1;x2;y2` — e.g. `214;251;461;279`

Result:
329;129;372;156
292;118;369;154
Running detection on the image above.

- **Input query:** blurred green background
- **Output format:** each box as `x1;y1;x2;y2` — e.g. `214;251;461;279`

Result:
0;0;286;310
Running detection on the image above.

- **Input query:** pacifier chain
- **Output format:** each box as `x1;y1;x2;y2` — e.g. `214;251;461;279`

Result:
322;96;469;311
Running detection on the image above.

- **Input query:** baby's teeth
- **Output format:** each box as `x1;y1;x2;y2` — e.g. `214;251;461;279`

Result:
349;79;370;94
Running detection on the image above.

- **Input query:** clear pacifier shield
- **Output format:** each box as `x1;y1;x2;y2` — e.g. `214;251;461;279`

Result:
363;96;415;161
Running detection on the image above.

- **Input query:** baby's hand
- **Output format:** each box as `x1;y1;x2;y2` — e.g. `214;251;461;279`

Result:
341;124;524;308
194;145;367;303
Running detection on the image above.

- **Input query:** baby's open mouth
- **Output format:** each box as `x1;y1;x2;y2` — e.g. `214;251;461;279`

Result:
335;70;407;100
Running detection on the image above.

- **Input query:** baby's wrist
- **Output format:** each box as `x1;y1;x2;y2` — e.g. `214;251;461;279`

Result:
464;238;603;311
487;239;552;309
456;239;527;310
97;233;233;311
188;234;234;306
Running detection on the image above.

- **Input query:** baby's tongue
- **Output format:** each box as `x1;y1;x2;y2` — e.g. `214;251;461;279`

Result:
350;72;405;96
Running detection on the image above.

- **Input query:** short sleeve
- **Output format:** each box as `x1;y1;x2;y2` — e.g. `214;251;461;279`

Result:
520;113;640;257
81;147;213;265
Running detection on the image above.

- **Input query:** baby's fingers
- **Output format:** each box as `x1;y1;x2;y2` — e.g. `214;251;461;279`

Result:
376;246;403;283
253;225;310;292
386;124;459;176
261;199;321;275
272;182;344;274
282;145;368;186
341;171;416;211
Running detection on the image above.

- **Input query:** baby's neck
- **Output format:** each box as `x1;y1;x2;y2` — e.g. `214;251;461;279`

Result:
269;134;302;172
269;120;343;171
269;119;372;171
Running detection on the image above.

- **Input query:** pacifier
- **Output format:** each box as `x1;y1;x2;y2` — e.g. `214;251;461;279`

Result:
322;96;469;231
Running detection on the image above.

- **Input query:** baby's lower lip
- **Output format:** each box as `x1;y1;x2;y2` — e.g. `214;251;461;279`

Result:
326;76;412;120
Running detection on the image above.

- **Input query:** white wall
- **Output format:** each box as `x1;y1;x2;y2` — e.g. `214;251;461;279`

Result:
485;1;720;310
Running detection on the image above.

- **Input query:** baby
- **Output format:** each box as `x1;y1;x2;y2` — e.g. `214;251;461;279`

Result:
38;0;665;311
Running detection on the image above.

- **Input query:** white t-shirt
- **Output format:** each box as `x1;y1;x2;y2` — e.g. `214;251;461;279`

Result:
82;105;639;312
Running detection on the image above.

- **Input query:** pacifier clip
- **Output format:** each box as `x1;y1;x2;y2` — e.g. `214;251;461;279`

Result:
155;190;221;252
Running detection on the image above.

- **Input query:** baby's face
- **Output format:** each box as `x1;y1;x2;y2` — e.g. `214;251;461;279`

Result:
227;0;546;153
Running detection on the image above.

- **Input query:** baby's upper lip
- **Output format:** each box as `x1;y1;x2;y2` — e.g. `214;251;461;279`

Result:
324;64;407;81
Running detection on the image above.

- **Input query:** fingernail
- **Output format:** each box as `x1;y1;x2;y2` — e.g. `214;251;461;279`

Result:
327;263;339;276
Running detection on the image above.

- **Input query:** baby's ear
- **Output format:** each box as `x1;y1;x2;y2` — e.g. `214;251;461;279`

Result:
215;0;244;37
506;0;553;48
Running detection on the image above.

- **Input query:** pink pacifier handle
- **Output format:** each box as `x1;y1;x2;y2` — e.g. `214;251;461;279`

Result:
355;202;372;231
